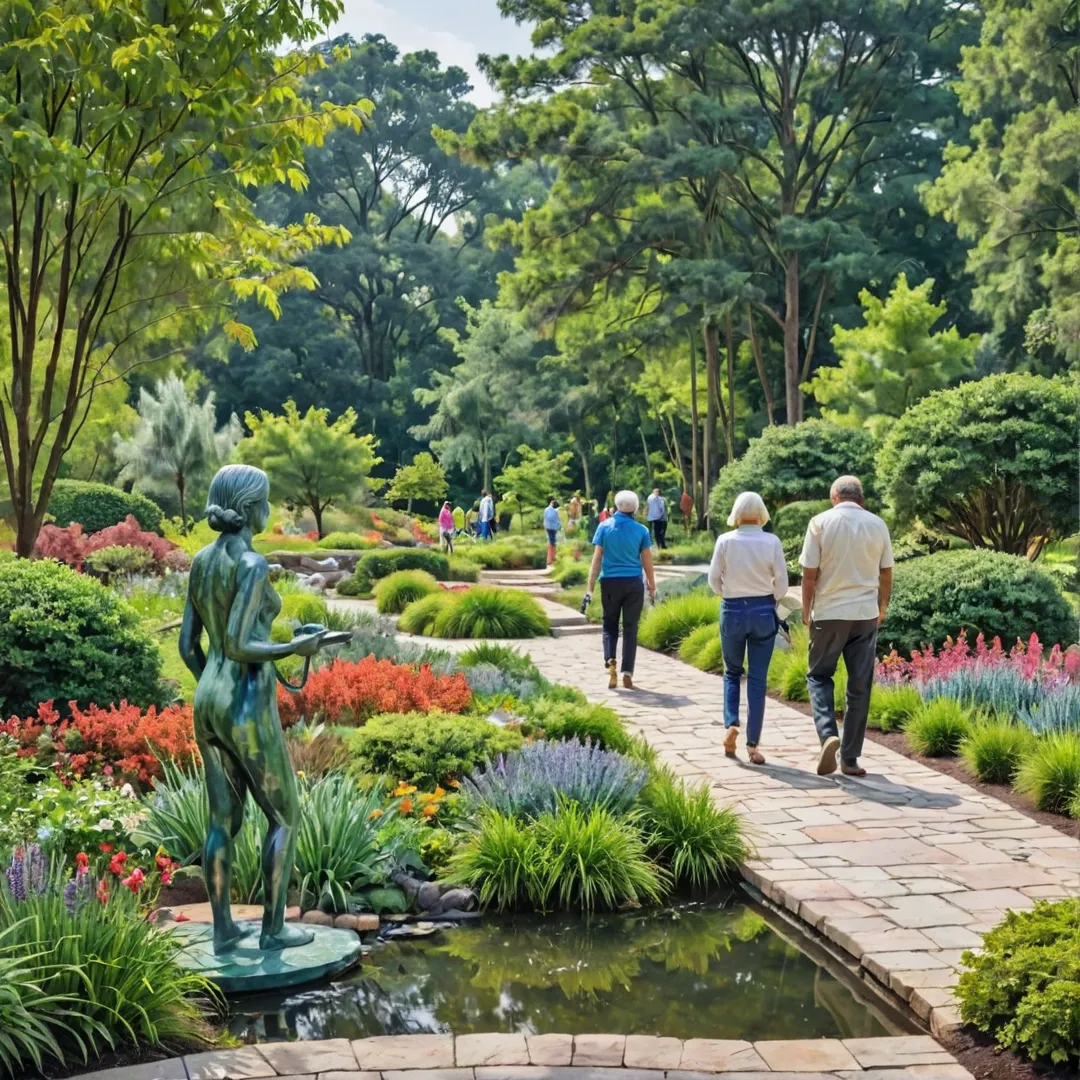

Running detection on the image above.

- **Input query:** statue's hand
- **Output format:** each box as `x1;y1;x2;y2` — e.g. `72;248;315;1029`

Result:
291;631;324;657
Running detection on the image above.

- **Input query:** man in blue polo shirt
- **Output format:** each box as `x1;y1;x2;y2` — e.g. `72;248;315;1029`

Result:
583;490;657;689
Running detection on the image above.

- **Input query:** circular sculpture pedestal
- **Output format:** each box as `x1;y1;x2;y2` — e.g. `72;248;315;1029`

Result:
172;920;361;993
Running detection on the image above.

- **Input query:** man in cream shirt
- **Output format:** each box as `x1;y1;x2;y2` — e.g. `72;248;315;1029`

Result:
800;476;893;777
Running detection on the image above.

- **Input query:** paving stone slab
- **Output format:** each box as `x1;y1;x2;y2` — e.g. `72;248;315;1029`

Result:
382;1070;475;1080
457;1035;530;1067
526;1036;574;1067
678;1042;766;1073
623;1036;684;1070
571;1035;626;1067
841;1038;952;1069
754;1040;860;1072
475;1070;660;1080
187;1047;278;1079
353;1036;456;1071
69;1061;188;1080
260;1040;358;1075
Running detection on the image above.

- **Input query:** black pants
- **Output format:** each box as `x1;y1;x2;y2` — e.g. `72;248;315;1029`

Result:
601;577;645;674
807;618;878;765
650;519;667;548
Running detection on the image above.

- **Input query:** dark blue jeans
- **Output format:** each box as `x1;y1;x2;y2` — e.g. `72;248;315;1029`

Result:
719;595;778;747
546;528;558;546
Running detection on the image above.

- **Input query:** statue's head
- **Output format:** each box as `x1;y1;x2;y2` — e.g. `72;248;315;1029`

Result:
206;464;271;535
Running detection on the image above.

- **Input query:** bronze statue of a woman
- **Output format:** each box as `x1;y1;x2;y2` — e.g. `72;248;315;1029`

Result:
180;464;327;955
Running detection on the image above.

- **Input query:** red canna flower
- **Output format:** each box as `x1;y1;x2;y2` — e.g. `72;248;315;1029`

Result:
108;852;128;875
99;843;114;853
121;868;144;893
96;879;110;904
75;852;90;873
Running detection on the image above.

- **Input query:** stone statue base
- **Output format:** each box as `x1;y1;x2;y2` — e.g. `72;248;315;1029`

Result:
172;919;362;993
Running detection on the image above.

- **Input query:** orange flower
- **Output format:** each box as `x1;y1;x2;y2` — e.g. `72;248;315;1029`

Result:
368;808;384;819
447;778;460;789
432;786;446;799
398;797;414;814
392;783;417;797
421;803;438;819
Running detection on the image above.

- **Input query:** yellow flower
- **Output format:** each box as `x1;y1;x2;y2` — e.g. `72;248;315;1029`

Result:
432;786;446;800
368;808;384;819
447;778;460;790
421;803;438;819
392;782;417;797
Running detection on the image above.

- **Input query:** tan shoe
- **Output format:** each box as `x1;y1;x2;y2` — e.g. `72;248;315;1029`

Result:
817;736;840;776
747;746;766;765
607;659;617;689
622;673;634;690
723;727;739;758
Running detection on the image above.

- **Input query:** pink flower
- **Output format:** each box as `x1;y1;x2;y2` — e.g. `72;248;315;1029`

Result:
121;868;144;893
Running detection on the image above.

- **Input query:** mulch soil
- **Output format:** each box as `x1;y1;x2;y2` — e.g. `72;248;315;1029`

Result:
767;691;1078;1080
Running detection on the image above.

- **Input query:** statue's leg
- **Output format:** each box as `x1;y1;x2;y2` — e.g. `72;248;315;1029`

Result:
203;742;248;953
245;727;314;952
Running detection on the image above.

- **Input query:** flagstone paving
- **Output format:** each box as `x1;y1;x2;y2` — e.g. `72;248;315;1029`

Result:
72;1033;972;1080
344;608;1080;1041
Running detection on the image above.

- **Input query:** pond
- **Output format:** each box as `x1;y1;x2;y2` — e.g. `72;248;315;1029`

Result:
227;890;906;1043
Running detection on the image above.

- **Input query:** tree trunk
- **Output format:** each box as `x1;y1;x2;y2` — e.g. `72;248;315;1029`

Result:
610;405;619;494
637;413;651;483
481;432;490;491
783;254;802;425
723;310;736;463
313;503;324;539
688;329;700;529
667;419;689;494
578;449;592;502
407;497;413;513
177;474;187;534
747;304;775;425
703;319;723;527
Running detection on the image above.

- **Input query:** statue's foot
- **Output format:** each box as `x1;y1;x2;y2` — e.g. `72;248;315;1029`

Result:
260;923;315;952
213;923;247;955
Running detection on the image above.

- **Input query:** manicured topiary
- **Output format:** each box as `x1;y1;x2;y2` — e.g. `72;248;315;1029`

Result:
879;549;1073;655
47;479;164;535
710;420;876;521
0;557;165;716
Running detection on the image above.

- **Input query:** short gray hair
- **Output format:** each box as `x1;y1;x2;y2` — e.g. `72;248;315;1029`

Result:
831;475;864;501
614;489;639;513
727;491;769;527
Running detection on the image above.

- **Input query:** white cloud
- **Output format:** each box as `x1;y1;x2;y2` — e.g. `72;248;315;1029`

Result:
325;0;533;106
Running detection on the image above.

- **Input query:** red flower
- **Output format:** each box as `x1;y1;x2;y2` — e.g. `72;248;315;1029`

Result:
160;870;172;886
121;868;144;893
108;852;128;875
155;853;172;872
98;843;114;853
174;912;190;923
96;879;110;904
75;852;90;873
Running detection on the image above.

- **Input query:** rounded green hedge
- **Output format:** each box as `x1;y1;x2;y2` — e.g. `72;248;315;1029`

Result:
879;549;1074;655
710;420;876;522
374;570;440;614
771;499;831;546
353;548;450;591
47;479;165;535
0;557;165;716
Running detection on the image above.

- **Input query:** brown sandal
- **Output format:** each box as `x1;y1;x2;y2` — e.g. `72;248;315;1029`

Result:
723;727;739;757
747;747;766;765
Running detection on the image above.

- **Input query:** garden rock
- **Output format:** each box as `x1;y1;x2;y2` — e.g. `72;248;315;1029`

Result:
333;913;380;932
300;909;334;926
300;555;340;572
391;870;478;915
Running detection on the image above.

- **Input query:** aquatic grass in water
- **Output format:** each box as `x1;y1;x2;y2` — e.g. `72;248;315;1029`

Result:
465;740;646;820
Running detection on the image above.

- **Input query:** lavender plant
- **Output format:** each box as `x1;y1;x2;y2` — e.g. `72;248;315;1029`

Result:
465;739;647;820
5;845;47;902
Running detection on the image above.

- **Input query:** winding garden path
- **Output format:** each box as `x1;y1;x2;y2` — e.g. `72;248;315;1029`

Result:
336;571;1080;1046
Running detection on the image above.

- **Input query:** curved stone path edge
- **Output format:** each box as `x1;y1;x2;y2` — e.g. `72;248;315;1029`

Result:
70;1032;971;1080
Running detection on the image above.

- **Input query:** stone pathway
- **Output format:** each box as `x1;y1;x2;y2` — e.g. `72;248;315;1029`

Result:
72;1032;969;1080
444;632;1079;1040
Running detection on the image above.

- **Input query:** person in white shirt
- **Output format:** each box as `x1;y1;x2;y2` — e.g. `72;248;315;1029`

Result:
646;487;668;548
800;475;893;777
708;491;788;765
477;489;495;540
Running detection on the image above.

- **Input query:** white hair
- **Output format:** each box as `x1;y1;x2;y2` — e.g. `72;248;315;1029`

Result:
727;491;770;527
830;475;864;501
614;489;639;513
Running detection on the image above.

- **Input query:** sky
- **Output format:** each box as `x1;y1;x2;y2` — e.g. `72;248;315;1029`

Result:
325;0;534;105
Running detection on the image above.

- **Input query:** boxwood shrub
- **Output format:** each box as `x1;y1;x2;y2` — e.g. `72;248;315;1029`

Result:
0;557;165;716
879;549;1074;656
353;548;450;591
47;479;165;534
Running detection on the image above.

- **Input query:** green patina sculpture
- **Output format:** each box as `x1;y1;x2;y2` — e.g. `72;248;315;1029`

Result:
179;463;342;955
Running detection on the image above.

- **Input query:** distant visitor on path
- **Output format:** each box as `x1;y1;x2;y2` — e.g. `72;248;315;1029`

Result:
543;498;561;566
477;488;495;539
438;501;455;554
180;464;330;955
708;491;788;765
800;475;893;777
646;486;669;549
679;489;694;530
567;493;583;532
584;489;657;690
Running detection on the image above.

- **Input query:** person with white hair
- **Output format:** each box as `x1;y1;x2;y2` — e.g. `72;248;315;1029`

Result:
800;475;893;777
707;491;789;764
583;489;657;689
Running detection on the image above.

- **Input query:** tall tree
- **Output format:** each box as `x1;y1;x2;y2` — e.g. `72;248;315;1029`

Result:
113;375;243;529
0;0;368;555
385;451;448;511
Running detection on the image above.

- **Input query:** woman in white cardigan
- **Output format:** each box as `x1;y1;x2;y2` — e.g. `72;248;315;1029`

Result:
707;491;788;764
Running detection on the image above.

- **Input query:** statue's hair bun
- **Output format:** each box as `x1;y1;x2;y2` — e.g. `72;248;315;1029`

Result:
206;504;245;532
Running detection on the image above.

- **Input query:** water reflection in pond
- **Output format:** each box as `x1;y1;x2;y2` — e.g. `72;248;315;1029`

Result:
229;893;897;1043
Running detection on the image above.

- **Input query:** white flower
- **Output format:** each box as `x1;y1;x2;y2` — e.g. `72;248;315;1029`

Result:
96;818;114;831
119;783;136;799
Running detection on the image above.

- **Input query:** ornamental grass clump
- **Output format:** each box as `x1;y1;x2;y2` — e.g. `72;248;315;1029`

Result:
373;569;440;614
396;591;451;635
640;767;747;888
960;719;1035;785
678;624;723;672
465;739;646;820
904;698;974;757
956;898;1080;1065
431;587;551;639
1014;733;1080;814
638;592;720;653
526;698;633;753
867;684;923;732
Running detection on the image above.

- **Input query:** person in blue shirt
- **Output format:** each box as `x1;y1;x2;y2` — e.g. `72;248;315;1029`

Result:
583;490;657;689
542;498;562;566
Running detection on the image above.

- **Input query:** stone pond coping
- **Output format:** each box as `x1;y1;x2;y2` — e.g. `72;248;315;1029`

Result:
71;1034;972;1080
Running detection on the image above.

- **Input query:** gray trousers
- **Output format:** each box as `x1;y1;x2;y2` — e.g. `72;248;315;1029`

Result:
807;618;878;765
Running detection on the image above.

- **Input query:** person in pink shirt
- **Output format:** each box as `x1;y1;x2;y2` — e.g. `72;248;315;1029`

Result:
438;501;455;554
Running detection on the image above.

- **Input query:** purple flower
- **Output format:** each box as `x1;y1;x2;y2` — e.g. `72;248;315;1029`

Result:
5;845;48;903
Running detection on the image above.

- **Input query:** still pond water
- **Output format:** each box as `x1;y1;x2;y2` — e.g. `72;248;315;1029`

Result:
228;892;898;1043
